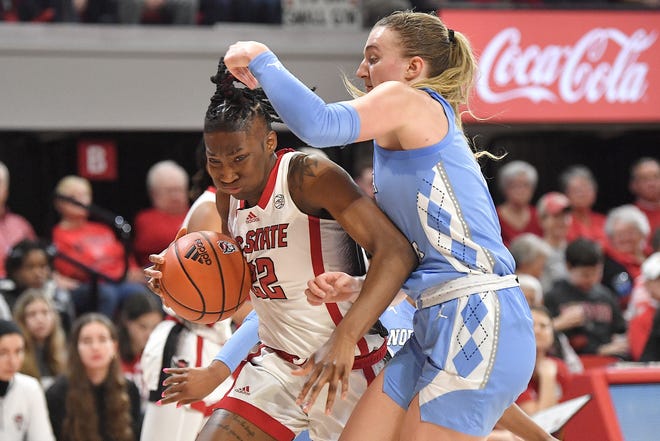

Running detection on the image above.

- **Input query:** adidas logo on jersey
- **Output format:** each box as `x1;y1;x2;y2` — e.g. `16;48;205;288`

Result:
246;211;260;223
184;239;212;265
234;385;250;395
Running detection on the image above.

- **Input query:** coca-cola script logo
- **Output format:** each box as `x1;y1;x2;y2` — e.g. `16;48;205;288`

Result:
477;27;657;104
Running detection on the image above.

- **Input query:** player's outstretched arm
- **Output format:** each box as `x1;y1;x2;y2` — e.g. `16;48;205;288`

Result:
159;310;260;406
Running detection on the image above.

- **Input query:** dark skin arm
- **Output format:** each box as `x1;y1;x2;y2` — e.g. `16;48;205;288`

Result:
287;153;417;413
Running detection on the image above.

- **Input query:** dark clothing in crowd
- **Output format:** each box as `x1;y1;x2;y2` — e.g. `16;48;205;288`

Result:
545;279;627;354
46;375;142;441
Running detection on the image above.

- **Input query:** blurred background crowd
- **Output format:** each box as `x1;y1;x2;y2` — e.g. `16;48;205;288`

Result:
0;1;658;440
1;0;658;26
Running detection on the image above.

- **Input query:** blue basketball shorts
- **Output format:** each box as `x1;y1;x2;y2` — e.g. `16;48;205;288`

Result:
382;286;535;437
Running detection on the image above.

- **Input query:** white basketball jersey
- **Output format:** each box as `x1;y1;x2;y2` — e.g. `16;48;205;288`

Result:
228;151;381;359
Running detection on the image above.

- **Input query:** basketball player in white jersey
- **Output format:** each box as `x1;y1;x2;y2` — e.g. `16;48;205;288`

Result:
141;147;255;441
145;60;417;441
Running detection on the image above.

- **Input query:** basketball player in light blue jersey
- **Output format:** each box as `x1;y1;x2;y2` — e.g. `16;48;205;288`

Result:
222;10;557;441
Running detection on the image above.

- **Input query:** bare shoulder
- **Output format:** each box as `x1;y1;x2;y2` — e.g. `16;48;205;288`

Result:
288;152;357;218
370;81;425;104
289;152;335;191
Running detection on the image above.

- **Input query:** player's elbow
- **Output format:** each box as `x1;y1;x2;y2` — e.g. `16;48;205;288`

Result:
376;234;417;273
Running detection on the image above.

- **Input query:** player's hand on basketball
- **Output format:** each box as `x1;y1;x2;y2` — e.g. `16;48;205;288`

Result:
292;329;356;415
145;253;165;296
305;272;362;306
224;41;270;89
145;228;188;296
159;361;230;407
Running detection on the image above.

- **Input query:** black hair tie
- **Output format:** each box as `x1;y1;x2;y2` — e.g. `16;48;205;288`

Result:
448;29;455;45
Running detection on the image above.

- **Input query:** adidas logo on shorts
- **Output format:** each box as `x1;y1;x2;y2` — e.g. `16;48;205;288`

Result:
234;385;251;395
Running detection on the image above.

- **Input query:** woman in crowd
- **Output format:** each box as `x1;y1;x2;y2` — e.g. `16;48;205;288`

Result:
496;160;542;247
46;313;142;441
560;165;607;247
117;289;163;408
0;319;55;441
13;289;67;389
603;204;652;309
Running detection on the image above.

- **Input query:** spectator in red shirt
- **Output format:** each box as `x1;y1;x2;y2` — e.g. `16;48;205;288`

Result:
51;175;145;319
0;162;36;278
559;165;607;247
629;157;660;236
627;252;660;360
132;160;189;267
496;160;542;247
602;204;651;309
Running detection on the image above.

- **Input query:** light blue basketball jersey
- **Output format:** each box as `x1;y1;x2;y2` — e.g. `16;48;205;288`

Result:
372;90;515;301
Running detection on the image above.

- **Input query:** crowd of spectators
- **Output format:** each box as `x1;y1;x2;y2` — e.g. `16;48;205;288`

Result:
0;148;658;438
1;0;656;25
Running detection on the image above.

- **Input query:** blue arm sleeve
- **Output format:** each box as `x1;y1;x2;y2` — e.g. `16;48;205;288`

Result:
213;309;259;373
249;51;360;148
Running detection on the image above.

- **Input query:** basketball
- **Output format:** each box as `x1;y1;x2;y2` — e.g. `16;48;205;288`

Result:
159;231;252;324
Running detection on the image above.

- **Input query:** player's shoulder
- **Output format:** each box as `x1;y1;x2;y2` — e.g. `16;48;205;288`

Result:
288;150;344;185
286;151;354;218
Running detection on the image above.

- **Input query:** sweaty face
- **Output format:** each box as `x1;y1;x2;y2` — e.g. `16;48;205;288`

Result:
204;119;277;207
356;26;410;92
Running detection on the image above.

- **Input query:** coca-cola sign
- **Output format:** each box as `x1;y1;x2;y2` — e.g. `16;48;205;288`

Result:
441;10;660;123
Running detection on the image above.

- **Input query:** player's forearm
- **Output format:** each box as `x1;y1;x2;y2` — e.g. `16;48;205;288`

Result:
249;51;360;147
337;246;416;344
213;309;260;372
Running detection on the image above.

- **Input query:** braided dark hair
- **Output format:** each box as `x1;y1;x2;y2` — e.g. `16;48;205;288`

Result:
204;58;282;133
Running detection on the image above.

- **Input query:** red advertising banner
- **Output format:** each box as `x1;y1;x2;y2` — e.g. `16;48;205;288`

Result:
440;10;660;123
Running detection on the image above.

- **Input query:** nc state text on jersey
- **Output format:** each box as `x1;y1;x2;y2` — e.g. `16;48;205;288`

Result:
235;224;289;253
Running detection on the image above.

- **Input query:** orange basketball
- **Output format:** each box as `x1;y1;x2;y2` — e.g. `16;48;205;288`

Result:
160;231;251;324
